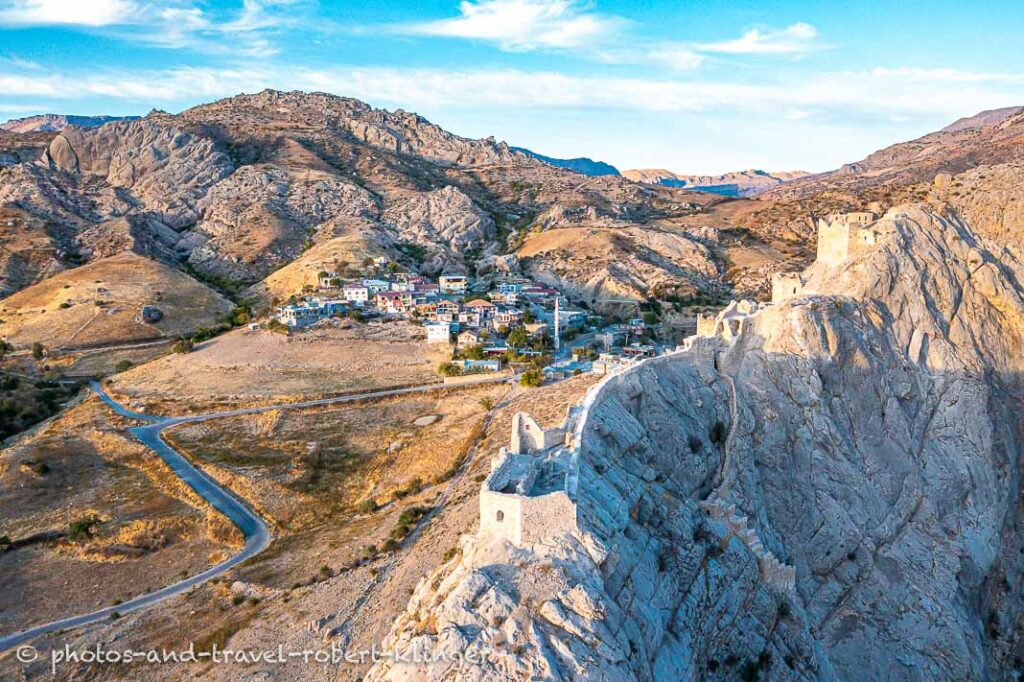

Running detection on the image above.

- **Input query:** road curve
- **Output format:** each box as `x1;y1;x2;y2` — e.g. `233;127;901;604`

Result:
0;375;516;655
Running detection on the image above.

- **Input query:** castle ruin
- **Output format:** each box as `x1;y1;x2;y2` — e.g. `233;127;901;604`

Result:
815;211;879;267
479;409;582;547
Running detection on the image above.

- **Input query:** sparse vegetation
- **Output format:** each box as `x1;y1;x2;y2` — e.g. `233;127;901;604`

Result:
520;368;543;388
437;362;461;377
266;318;290;335
710;420;728;445
67;514;102;543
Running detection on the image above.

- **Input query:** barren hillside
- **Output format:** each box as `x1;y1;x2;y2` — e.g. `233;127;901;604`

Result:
0;253;233;350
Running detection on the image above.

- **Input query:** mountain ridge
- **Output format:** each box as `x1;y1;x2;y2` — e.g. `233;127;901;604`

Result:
0;113;141;134
623;167;810;197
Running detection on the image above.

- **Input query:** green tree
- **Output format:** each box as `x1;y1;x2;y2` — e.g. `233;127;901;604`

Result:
266;319;290;335
114;360;133;373
437;362;461;377
0;340;12;360
519;368;543;388
67;514;102;543
507;327;528;348
31;342;44;360
172;338;194;354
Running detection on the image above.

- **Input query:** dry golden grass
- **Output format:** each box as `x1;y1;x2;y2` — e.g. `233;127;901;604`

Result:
0;253;234;350
107;320;449;411
0;398;238;634
165;383;508;533
244;231;388;308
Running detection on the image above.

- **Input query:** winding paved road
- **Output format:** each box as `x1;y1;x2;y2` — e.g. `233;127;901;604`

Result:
0;375;515;656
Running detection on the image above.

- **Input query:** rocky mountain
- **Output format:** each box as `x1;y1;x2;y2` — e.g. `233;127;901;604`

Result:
767;107;1024;202
0;114;140;134
0;90;735;323
624;168;809;197
732;106;1024;252
513;147;621;176
367;206;1024;680
940;105;1022;133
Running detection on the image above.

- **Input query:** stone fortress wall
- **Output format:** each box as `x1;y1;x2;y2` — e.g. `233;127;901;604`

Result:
479;210;885;591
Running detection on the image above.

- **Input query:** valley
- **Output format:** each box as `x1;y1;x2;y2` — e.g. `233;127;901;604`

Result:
1;90;1024;681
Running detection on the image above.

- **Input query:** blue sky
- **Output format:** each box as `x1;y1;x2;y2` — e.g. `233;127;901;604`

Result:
2;0;1024;173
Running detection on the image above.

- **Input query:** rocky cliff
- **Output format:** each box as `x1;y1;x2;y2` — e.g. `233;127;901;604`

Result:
366;206;1024;680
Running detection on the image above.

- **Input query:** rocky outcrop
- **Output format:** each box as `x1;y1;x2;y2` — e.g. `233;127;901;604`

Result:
184;165;380;281
41;120;234;229
368;206;1024;680
381;186;496;274
930;163;1024;250
518;226;720;308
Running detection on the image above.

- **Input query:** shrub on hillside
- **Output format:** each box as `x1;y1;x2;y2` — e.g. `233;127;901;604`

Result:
520;368;543;388
67;514;102;543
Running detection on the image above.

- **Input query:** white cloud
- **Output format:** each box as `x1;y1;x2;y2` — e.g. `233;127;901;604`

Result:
696;22;819;55
0;1;298;57
398;0;625;51
0;0;142;26
2;63;1021;127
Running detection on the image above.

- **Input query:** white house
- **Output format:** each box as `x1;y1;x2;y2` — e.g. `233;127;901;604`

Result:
457;329;482;348
276;304;321;328
439;274;469;295
343;285;369;304
318;272;340;289
425;322;452;344
362;279;392;295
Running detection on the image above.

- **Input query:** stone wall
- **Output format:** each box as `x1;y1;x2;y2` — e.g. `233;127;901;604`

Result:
509;412;565;454
479;483;577;545
771;272;805;303
696;312;717;337
816;218;854;267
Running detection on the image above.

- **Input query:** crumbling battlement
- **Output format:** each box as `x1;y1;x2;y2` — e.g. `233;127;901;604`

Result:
771;272;806;304
510;412;567;454
816;211;884;267
700;498;796;593
696;299;760;341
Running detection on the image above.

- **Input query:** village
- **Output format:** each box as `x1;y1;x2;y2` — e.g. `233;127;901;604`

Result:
270;265;664;384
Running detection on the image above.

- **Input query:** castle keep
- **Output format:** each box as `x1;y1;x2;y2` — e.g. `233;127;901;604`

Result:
815;211;879;267
769;211;885;305
478;409;582;547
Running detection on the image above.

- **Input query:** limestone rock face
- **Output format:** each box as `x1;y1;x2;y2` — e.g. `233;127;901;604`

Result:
41;120;234;229
184;165;380;282
368;206;1024;680
381;186;497;274
929;162;1024;250
518;226;720;309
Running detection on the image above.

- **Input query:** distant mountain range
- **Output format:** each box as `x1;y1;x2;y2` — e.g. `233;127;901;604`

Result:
0;114;140;134
512;147;620;176
621;168;810;197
